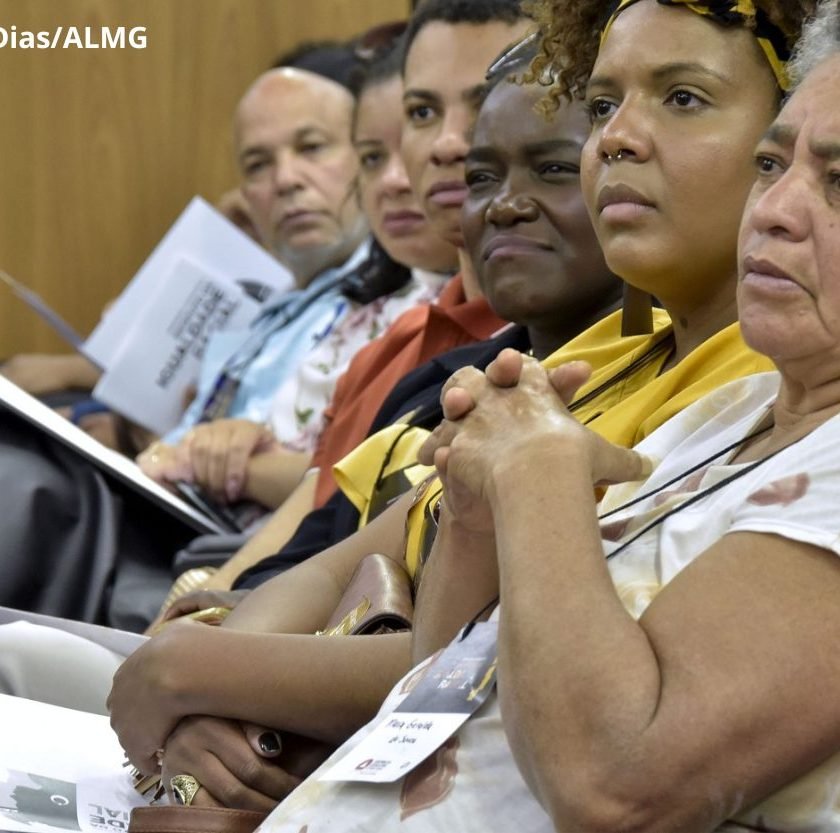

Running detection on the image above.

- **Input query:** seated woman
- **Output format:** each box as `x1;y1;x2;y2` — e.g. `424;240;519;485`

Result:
246;8;840;830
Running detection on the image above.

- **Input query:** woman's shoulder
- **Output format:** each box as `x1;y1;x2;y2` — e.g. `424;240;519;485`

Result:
634;372;781;461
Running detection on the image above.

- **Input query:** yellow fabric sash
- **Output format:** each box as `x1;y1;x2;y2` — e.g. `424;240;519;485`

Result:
336;309;773;576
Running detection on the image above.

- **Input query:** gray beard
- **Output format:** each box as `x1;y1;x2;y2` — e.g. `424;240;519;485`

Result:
277;215;369;289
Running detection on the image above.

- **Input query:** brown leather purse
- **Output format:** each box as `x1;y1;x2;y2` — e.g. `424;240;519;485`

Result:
318;552;414;636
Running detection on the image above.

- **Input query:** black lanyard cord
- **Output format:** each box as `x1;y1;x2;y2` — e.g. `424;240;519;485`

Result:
461;594;501;640
568;331;675;415
604;434;793;561
454;423;783;636
599;418;774;521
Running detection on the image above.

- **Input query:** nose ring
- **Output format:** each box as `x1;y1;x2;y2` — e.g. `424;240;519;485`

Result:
606;150;624;163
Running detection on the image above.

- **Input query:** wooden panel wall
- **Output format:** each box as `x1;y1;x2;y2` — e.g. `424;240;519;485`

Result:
0;0;409;357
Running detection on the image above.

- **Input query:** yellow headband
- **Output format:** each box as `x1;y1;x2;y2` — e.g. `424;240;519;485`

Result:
599;0;792;90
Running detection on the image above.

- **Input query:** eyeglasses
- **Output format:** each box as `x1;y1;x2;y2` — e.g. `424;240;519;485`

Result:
485;30;540;83
353;20;408;63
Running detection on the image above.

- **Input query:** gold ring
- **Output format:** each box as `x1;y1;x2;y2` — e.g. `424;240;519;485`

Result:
170;774;201;806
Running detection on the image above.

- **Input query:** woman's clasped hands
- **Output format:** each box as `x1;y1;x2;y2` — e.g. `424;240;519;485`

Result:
107;618;301;810
419;349;653;527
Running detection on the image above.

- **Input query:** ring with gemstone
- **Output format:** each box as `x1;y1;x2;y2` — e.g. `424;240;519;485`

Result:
169;774;201;806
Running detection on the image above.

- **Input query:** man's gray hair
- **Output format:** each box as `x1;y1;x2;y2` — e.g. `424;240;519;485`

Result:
789;0;840;87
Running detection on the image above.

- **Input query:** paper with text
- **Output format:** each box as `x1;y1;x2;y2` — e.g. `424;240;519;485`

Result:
320;621;498;783
0;695;149;833
83;196;292;369
93;257;261;434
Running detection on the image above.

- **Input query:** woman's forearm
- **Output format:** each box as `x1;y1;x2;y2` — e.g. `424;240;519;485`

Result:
116;491;418;769
412;506;499;665
244;447;312;508
491;446;663;827
175;628;412;743
222;556;347;635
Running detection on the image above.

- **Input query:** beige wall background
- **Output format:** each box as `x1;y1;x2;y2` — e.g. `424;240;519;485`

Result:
0;0;409;358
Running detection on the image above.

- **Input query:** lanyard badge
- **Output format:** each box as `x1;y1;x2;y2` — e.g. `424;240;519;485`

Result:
321;620;498;783
197;371;242;423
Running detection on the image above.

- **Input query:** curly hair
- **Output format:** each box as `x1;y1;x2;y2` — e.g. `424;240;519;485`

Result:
522;0;815;112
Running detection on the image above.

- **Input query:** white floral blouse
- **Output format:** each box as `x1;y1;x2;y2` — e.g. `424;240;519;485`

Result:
267;270;449;454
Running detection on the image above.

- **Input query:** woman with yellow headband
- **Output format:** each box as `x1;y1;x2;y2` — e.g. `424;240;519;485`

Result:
403;0;811;653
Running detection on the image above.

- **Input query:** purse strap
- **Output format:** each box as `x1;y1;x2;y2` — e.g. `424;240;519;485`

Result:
128;806;267;833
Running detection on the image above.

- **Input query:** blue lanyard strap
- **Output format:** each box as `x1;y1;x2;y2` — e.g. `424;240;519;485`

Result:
196;269;352;423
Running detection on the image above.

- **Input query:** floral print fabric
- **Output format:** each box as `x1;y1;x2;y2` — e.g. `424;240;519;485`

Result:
267;270;448;452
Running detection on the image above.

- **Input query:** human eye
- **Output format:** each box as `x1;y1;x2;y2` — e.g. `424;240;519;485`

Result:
464;167;498;190
587;97;617;124
242;156;271;179
358;149;386;171
664;88;707;110
405;102;436;125
753;152;784;178
299;139;327;155
538;160;580;179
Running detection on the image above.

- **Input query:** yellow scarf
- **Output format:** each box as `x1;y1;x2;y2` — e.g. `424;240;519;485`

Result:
335;309;773;579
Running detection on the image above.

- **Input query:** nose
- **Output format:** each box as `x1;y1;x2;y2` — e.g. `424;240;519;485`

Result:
593;97;652;165
272;149;306;195
484;181;540;228
378;151;413;198
430;106;471;167
744;166;810;241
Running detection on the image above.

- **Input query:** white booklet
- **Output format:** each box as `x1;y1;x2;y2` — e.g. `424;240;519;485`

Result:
82;196;293;434
0;694;150;833
84;196;292;368
92;256;261;435
0;375;222;535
